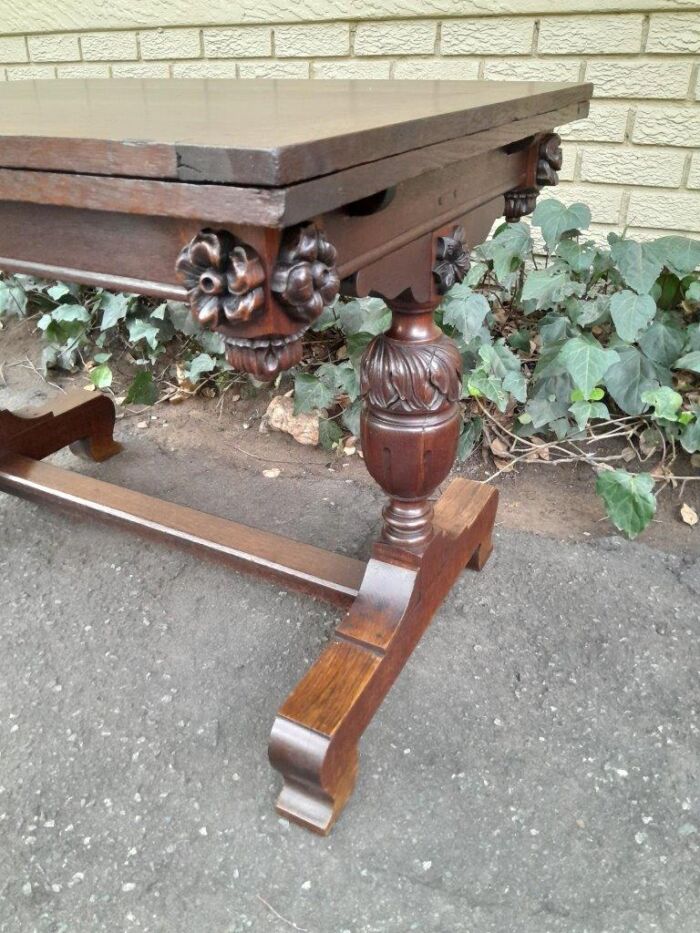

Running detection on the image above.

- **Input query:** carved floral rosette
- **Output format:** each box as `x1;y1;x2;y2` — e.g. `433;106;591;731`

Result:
433;225;471;294
360;333;462;415
271;225;340;323
504;132;563;222
175;229;265;329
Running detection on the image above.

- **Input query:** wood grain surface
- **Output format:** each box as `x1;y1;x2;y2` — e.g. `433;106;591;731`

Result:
0;78;592;184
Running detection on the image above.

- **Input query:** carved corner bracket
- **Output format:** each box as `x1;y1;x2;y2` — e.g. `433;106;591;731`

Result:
433;224;471;294
175;229;265;329
504;132;563;222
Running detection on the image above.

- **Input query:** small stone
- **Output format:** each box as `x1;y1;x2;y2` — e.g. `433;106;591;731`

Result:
22;882;32;897
199;826;208;836
635;832;647;845
422;860;432;871
301;880;311;890
121;882;136;892
262;468;281;479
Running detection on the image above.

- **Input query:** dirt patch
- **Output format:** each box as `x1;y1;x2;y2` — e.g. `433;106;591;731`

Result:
1;316;698;556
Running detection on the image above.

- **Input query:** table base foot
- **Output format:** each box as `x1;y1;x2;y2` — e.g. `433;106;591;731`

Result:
269;477;498;834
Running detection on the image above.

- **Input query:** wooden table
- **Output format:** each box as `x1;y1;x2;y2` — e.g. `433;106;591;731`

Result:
0;78;591;833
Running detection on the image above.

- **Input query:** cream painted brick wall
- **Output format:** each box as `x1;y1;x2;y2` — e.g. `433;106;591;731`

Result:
28;34;80;62
275;24;349;57
441;18;534;56
538;15;644;54
203;28;272;59
139;29;201;60
354;21;436;56
579;146;686;187
647;13;700;53
632;107;700;147
627;191;700;230
584;60;692;99
482;58;580;83
0;37;28;63
0;6;698;241
80;32;138;61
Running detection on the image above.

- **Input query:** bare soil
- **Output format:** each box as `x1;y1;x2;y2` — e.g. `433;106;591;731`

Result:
1;315;698;556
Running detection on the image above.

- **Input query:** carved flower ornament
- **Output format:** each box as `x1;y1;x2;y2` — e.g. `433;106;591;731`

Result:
271;225;340;322
536;133;563;187
433;225;471;294
175;229;265;328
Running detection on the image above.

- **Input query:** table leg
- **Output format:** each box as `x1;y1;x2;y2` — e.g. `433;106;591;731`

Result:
269;298;498;833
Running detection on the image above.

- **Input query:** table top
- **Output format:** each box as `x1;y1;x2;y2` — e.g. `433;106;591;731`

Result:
0;78;591;186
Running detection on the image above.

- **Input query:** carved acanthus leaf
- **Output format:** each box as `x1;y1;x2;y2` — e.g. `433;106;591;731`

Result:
175;229;265;329
271;225;340;323
360;334;462;414
433;225;471;294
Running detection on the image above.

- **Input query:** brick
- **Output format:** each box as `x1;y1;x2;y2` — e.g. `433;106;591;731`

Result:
540;183;624;224
275;24;349;58
442;18;534;56
28;34;80;63
57;63;110;79
632;107;700;148
586;59;692;100
483;57;580;83
0;36;28;64
558;143;576;182
647;14;700;54
238;60;309;79
354;21;436;57
538;15;643;55
393;58;479;80
203;27;271;59
627;190;700;231
6;65;55;80
313;60;391;79
80;32;138;61
689;155;700;190
139;29;201;60
558;103;630;143
111;62;170;78
626;226;700;243
579;146;686;187
171;61;237;79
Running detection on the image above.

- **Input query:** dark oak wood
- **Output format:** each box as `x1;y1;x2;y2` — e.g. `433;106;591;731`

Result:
0;79;591;185
0;77;592;832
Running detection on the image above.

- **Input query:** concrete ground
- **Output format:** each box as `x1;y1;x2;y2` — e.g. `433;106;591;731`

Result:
1;380;699;932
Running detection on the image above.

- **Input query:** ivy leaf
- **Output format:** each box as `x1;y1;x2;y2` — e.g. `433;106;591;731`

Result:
638;314;686;368
125;370;158;406
465;370;508;412
680;410;700;454
532;199;591;250
168;301;201;336
441;285;490;340
478;222;532;285
100;292;130;330
465;261;488;287
673;350;700;374
557;336;619;398
0;279;28;317
89;363;113;389
341;399;362;437
568;400;610;431
609;290;656;343
127;317;161;350
293;373;336;415
686;281;700;304
641;385;683;421
457;417;483;460
188;353;217;381
346;332;374;370
569;297;609;328
52;303;91;324
317;361;360;401
604;345;659;416
595;470;656;540
311;304;339;332
520;267;583;311
337;297;391;337
319;419;343;451
556;239;599;275
610;239;663;295
652;236;700;277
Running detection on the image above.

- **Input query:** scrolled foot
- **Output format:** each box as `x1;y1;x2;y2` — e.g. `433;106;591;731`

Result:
269;716;359;835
